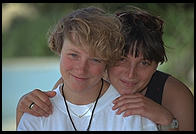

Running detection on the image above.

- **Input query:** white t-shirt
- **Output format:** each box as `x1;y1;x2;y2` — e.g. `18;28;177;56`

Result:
17;84;158;131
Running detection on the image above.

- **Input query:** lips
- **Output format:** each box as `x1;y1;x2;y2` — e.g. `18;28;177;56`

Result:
71;74;88;81
120;79;137;88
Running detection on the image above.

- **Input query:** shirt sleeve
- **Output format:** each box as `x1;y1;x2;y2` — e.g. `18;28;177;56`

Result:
141;117;158;131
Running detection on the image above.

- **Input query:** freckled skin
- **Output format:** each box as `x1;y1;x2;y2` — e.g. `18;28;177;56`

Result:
60;39;106;93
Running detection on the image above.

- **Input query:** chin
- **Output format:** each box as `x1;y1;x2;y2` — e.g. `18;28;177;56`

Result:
66;82;85;92
118;88;133;95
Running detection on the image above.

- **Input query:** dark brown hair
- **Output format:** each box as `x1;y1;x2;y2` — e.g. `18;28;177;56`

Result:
116;6;167;64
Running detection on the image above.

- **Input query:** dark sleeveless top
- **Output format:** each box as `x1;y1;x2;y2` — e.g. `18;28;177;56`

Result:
145;70;170;105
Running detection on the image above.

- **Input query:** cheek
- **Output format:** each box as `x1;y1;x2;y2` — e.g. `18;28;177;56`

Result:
60;56;73;73
111;66;123;75
108;66;122;81
89;65;105;76
137;69;155;85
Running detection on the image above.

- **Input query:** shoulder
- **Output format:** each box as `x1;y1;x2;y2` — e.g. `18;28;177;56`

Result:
17;113;43;131
96;84;119;112
162;75;193;114
162;75;194;130
164;76;193;100
50;84;63;104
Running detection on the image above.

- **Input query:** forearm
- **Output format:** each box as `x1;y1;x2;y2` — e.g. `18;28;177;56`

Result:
16;109;24;128
16;96;25;128
161;76;194;131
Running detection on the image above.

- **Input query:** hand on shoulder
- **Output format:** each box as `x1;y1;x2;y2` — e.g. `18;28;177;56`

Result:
16;89;56;127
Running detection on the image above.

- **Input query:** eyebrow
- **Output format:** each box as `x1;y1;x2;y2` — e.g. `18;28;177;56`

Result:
66;49;80;54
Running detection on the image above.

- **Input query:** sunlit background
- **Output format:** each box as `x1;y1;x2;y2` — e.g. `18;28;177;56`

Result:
2;3;194;131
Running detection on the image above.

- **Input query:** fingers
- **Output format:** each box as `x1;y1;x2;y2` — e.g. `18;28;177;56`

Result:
112;94;146;115
113;93;142;104
17;89;54;117
115;101;144;115
123;107;143;117
29;102;50;117
112;94;144;110
28;89;53;115
33;89;53;106
45;91;56;98
112;93;173;125
19;97;45;117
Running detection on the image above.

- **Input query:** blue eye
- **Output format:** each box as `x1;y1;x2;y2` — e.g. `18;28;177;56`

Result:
91;58;102;63
67;53;79;59
69;53;78;57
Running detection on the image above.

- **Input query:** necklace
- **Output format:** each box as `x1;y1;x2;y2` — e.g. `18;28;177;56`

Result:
69;104;94;118
62;78;104;131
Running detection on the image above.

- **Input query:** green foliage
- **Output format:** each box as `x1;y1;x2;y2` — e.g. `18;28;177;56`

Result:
2;3;194;93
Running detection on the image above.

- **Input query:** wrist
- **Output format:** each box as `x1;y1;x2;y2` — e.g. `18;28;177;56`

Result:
157;118;179;131
158;110;174;125
164;113;173;125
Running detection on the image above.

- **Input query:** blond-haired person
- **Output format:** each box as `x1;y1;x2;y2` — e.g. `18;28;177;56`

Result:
17;6;158;131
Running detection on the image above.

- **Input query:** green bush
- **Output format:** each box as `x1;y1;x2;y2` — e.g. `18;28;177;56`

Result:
2;3;194;93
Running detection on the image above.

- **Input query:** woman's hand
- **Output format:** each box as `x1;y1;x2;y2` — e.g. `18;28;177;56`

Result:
16;89;56;127
112;93;174;125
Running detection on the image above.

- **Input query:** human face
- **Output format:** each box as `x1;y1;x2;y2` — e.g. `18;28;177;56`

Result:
108;54;158;95
60;39;106;92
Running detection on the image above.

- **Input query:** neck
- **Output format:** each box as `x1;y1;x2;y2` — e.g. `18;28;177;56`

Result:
62;79;109;105
139;87;147;95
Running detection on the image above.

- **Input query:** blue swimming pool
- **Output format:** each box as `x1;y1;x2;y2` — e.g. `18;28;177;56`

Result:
2;58;61;131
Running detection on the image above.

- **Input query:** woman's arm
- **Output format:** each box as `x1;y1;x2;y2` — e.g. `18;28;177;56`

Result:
162;76;194;131
16;77;63;127
112;76;194;131
112;93;174;126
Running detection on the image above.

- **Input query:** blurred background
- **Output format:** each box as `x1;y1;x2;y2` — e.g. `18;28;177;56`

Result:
2;3;194;131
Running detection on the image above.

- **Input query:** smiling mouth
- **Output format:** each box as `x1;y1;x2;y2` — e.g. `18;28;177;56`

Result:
71;74;88;81
120;79;136;87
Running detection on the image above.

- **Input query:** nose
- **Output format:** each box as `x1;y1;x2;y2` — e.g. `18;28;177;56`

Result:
127;65;136;79
76;59;88;74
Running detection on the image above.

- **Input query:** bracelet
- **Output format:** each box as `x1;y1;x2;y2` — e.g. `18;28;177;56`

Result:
157;118;178;131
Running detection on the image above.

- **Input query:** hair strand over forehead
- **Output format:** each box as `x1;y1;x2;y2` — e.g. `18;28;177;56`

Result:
48;6;125;66
116;6;167;64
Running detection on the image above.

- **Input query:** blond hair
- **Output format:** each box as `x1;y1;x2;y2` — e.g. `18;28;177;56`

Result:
48;6;124;66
